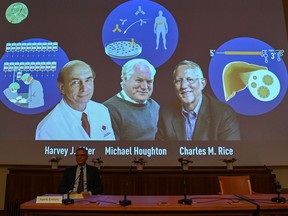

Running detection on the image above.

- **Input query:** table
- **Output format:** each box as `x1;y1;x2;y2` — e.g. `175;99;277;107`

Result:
7;166;276;216
20;194;257;216
239;194;288;216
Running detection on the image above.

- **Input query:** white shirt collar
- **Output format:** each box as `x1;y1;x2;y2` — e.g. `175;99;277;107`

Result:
117;90;147;104
62;99;88;120
182;94;203;115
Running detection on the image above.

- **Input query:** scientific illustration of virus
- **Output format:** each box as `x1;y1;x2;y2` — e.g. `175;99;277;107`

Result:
262;75;273;86
257;86;270;99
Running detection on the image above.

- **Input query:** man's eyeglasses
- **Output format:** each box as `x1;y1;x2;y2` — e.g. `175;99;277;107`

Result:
75;154;87;157
174;78;200;86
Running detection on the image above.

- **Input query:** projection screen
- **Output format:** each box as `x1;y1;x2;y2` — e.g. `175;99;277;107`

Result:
0;0;287;167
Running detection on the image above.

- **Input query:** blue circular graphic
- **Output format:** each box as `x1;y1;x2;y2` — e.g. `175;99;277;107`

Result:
0;38;69;115
209;37;287;116
102;0;178;68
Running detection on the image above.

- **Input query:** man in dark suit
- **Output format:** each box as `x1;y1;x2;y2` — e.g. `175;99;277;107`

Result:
156;60;240;141
58;147;103;195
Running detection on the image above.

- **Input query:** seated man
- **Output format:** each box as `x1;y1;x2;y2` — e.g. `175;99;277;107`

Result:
58;147;103;195
3;82;20;101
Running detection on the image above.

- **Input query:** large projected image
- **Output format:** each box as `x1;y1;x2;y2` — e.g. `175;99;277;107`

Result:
0;0;287;166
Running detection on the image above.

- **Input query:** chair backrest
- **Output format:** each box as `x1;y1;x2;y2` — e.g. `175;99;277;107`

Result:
218;175;252;195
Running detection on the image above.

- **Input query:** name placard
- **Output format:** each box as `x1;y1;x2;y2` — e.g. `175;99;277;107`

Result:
70;194;83;199
36;196;62;204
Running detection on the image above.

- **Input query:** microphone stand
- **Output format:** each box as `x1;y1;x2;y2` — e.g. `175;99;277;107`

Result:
271;180;286;203
62;173;81;205
178;160;192;205
62;190;74;205
119;166;132;206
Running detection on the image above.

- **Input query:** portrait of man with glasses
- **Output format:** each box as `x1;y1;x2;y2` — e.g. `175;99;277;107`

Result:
155;60;240;141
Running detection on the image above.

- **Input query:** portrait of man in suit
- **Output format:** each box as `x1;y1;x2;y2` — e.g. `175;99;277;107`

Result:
155;60;240;141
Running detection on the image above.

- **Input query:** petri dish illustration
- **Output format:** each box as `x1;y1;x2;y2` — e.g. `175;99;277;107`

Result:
105;39;142;59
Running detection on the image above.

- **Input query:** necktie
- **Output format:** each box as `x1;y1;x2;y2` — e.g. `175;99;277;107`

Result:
183;111;196;141
77;166;84;193
81;112;90;137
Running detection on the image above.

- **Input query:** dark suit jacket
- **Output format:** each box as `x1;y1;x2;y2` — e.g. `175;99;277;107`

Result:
156;93;240;141
58;164;103;195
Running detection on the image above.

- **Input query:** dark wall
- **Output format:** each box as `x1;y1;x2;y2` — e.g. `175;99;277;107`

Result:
284;0;288;36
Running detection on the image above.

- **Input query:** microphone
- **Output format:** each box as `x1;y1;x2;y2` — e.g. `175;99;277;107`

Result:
271;179;286;203
178;158;192;205
119;166;132;206
62;173;81;205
